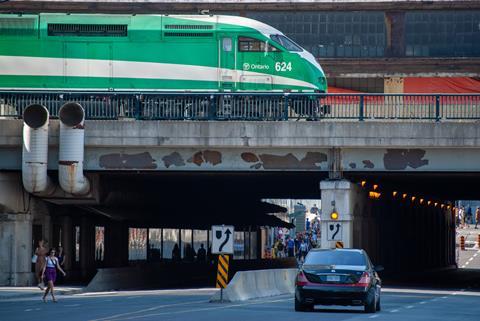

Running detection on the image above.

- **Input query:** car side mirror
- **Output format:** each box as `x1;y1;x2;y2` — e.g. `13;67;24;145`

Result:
374;265;384;272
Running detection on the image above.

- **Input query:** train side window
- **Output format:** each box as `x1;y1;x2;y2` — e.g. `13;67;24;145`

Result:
222;38;232;52
238;37;279;52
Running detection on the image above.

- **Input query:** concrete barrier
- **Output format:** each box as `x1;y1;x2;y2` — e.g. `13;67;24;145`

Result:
210;268;297;302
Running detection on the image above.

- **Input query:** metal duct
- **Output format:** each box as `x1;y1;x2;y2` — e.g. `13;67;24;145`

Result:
22;104;54;194
58;102;90;195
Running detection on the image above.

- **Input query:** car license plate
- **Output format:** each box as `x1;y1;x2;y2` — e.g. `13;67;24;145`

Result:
326;275;340;282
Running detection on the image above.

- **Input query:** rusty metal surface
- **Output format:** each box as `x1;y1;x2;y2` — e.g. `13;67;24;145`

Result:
321;58;480;78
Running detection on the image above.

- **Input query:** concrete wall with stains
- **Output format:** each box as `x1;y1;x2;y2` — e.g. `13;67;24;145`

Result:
2;119;480;171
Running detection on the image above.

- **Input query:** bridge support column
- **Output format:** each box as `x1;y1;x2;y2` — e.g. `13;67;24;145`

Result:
0;172;33;286
320;180;372;250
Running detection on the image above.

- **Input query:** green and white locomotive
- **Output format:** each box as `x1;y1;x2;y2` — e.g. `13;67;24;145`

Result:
0;13;327;92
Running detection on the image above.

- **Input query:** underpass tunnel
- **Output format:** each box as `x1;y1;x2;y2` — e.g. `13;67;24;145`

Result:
0;170;472;287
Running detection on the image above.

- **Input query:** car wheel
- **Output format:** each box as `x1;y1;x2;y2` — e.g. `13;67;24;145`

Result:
376;296;381;311
364;288;377;313
294;297;313;312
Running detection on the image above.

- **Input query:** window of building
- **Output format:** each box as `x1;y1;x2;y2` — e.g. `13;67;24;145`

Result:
163;229;179;259
181;229;193;260
247;11;386;58
233;232;245;259
95;226;105;262
74;226;80;263
238;37;279;52
193;230;208;258
405;11;480;57
250;231;257;259
148;228;162;262
128;228;147;261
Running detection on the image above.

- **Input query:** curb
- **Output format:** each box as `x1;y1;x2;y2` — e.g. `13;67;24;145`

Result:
0;288;84;301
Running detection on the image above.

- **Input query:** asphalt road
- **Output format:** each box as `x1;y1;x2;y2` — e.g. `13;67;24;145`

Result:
1;286;479;321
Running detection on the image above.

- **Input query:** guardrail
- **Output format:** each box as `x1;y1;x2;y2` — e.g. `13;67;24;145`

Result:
1;91;479;121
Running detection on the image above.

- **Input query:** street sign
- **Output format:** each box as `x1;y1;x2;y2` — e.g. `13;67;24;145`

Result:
216;254;230;289
212;225;234;254
327;222;343;241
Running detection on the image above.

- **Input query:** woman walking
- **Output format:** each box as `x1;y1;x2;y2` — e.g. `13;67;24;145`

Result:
42;248;66;303
34;240;48;290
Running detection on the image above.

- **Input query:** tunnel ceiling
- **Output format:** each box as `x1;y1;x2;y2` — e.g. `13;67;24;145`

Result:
48;171;480;228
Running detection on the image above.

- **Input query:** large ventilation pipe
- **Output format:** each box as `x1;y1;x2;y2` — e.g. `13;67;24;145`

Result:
22;104;54;195
58;102;90;195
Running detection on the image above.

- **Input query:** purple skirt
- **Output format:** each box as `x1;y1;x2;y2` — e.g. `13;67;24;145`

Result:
44;267;56;283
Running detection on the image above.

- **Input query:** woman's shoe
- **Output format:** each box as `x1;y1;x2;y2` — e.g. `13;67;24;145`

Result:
38;284;44;291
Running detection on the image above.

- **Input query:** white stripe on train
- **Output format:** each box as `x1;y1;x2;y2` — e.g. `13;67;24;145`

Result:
0;55;317;89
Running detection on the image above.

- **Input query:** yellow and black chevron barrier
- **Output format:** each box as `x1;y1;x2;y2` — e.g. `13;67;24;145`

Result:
336;241;344;249
216;254;229;289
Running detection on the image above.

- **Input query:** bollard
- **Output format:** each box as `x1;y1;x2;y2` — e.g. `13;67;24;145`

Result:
478;234;480;247
460;236;465;251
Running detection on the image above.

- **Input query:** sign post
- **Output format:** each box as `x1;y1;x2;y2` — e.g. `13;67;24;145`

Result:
212;225;234;302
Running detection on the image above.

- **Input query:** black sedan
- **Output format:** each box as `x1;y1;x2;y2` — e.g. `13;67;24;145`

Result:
295;248;383;313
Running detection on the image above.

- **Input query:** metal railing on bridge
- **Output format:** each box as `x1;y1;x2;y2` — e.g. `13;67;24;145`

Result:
1;91;479;121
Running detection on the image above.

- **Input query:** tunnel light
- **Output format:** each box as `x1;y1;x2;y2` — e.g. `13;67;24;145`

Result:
330;211;339;220
447;205;451;210
369;191;381;199
361;180;367;187
427;200;431;206
419;198;424;204
392;191;398;197
373;184;379;190
434;202;438;207
441;204;444;209
411;196;416;202
402;193;407;199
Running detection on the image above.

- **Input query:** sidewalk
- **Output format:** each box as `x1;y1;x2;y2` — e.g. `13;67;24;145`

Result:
0;286;84;300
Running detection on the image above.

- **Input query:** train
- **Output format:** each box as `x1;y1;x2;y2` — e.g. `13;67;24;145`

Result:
0;13;327;93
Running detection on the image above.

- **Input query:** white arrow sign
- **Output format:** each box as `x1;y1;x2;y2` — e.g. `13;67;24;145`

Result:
212;225;234;254
327;222;343;241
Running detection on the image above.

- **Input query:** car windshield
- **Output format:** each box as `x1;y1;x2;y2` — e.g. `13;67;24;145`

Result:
304;250;367;266
270;34;303;52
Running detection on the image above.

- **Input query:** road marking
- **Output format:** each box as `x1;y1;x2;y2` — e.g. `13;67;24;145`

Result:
468;258;474;261
368;315;379;318
406;305;414;309
25;309;32;312
390;309;400;313
89;300;208;321
103;297;292;321
64;304;80;307
419;301;427;304
441;296;448;299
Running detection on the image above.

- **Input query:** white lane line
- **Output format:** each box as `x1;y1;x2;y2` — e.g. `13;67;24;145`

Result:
419;301;427;304
105;297;292;321
25;309;33;312
441;296;448;299
368;315;379;318
468;258;474;261
64;304;80;307
89;300;209;321
390;309;400;313
406;305;415;309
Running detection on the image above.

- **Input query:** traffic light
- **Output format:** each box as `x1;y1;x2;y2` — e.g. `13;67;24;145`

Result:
330;211;339;220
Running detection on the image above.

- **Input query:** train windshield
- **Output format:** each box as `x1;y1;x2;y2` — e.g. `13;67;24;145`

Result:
270;34;303;52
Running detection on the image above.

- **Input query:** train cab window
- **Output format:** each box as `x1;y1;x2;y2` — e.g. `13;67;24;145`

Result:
238;37;279;52
222;37;232;52
270;34;303;52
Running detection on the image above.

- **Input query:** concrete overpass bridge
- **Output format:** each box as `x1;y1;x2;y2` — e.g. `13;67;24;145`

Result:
1;92;479;286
